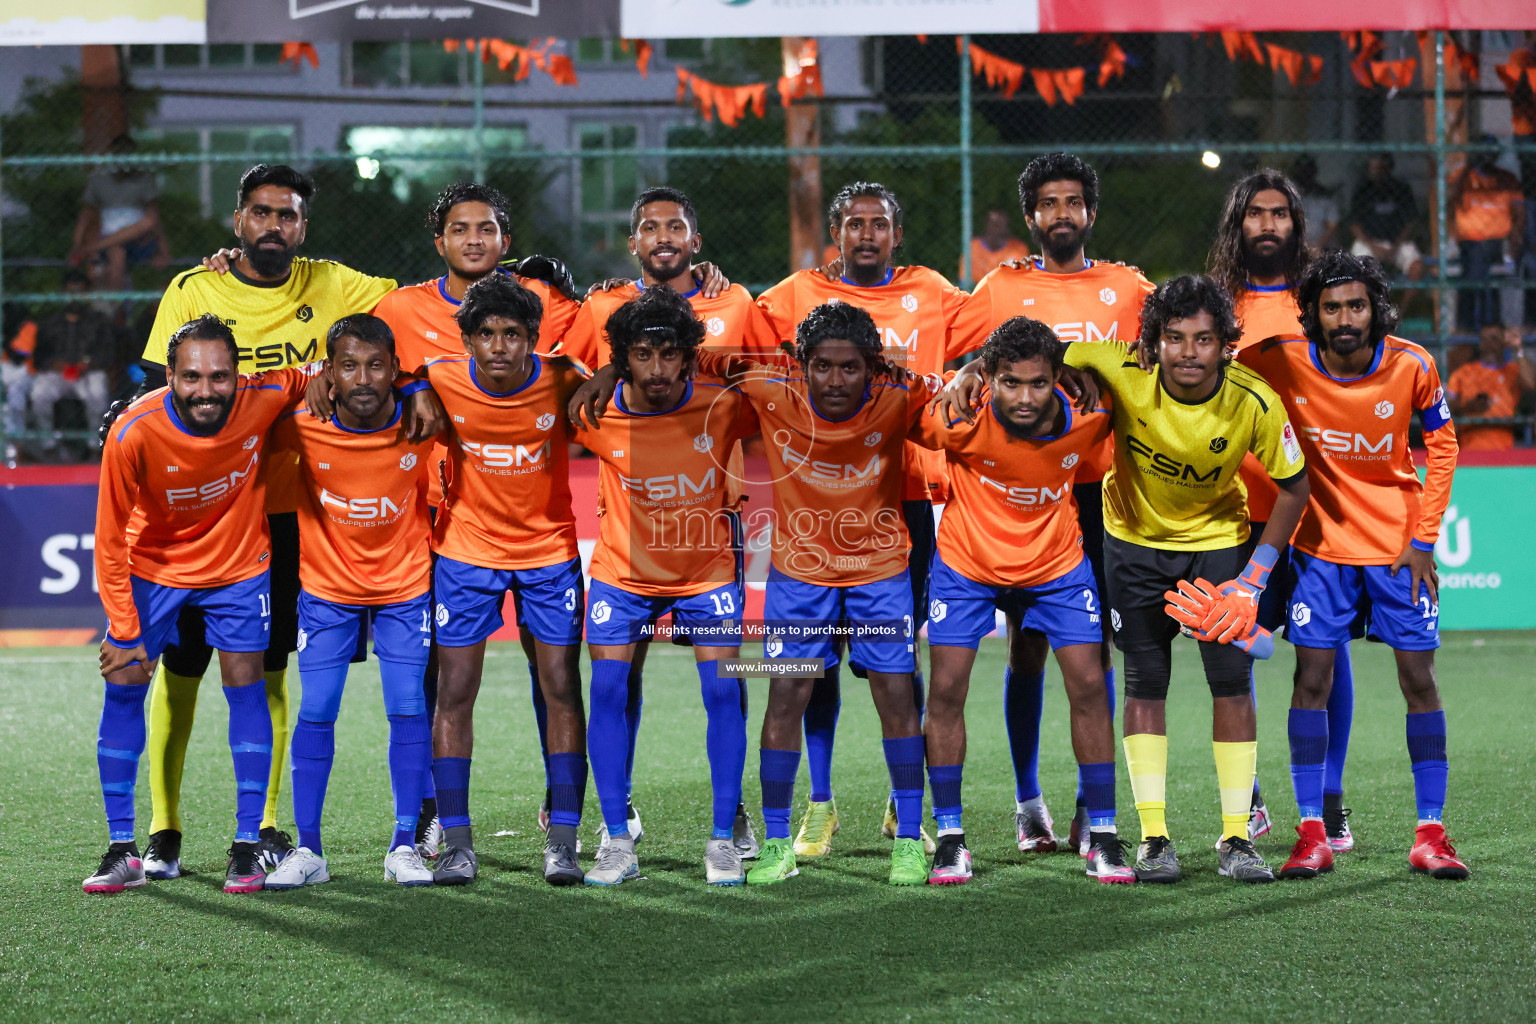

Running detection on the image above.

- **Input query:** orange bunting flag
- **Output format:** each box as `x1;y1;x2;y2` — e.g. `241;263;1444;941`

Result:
1369;59;1416;90
1054;67;1085;105
1031;67;1057;106
1098;39;1127;87
916;34;928;44
678;69;768;127
1306;54;1325;86
619;39;653;78
1495;63;1536;94
963;40;1025;100
545;54;578;86
279;42;319;69
1265;43;1305;86
1220;31;1266;66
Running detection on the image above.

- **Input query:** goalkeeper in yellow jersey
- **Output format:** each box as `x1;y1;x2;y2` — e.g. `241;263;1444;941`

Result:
942;275;1309;883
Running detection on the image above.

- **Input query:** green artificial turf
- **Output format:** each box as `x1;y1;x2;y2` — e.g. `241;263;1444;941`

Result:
0;633;1532;1022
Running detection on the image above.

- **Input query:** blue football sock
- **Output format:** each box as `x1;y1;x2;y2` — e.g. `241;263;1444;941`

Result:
883;735;925;840
97;681;149;843
803;664;840;803
387;713;429;850
223;682;273;843
1288;708;1328;820
432;756;472;830
928;763;963;834
625;663;643;805
1406;710;1449;823
290;716;335;855
700;660;746;839
587;659;633;836
529;661;550;791
1003;667;1046;802
548;752;586;829
1078;761;1116;829
1324;644;1354;796
759;747;800;841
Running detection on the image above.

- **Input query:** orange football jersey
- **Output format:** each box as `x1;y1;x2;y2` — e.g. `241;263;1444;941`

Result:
1232;284;1304;522
1237;335;1458;564
426;353;586;571
963;236;1030;283
757;266;971;501
1446;359;1522;450
910;387;1112;588
96;368;313;644
695;350;938;586
560;281;779;371
271;402;435;606
375;273;580;507
573;377;758;597
953;259;1154;485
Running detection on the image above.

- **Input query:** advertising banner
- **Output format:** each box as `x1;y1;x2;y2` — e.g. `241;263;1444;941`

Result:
1;465;1530;645
1430;465;1536;631
0;0;203;46
208;0;619;43
621;0;1530;39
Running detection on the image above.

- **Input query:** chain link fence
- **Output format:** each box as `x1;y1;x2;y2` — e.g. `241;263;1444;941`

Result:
3;30;1535;457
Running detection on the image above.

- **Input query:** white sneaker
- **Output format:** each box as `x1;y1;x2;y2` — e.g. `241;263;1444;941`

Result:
264;847;330;890
585;835;639;886
415;816;443;860
594;806;644;856
384;845;435;887
705;838;746;886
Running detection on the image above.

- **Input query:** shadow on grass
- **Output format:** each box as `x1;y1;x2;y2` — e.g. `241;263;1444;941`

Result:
138;852;1399;1023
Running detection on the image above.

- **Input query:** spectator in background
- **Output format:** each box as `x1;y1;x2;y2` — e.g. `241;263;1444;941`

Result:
68;134;169;292
1293;155;1340;249
1451;139;1526;332
962;207;1029;281
1508;31;1536;200
30;270;117;457
1347;153;1424;282
1447;323;1535;450
2;302;37;449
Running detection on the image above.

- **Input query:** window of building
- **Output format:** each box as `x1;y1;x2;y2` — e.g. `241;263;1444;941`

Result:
137;125;297;218
125;44;287;72
346;126;529;201
576;123;641;256
346;41;528;88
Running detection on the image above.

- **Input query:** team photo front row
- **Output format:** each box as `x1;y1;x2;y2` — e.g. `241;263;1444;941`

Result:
84;249;1466;896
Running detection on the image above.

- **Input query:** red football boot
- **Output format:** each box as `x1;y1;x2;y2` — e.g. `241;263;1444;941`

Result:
1409;823;1469;880
1279;820;1335;879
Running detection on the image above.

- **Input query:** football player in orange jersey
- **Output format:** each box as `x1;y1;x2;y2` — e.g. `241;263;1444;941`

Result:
87;314;431;894
756;181;975;857
910;317;1134;885
369;181;586;857
1208;169;1356;850
424;274;592;887
1231;251;1468;881
570;287;760;886
559;186;770;856
263;314;438;890
950;152;1153;855
569;302;942;885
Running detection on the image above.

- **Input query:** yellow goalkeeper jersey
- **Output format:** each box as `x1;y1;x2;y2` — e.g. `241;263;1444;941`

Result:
1065;340;1305;551
142;258;397;372
141;257;397;513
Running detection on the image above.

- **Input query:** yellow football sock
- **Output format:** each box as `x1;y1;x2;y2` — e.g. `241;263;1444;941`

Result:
1122;732;1169;841
261;668;291;830
147;664;203;834
1213;740;1258;841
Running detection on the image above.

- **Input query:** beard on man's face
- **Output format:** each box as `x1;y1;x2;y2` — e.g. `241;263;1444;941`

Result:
1241;229;1297;280
244;231;298;277
1030;220;1090;264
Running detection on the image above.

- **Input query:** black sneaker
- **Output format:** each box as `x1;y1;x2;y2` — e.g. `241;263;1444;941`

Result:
256;827;295;873
144;829;182;880
83;842;146;893
927;834;973;884
1134;835;1181;883
224;842;266;893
